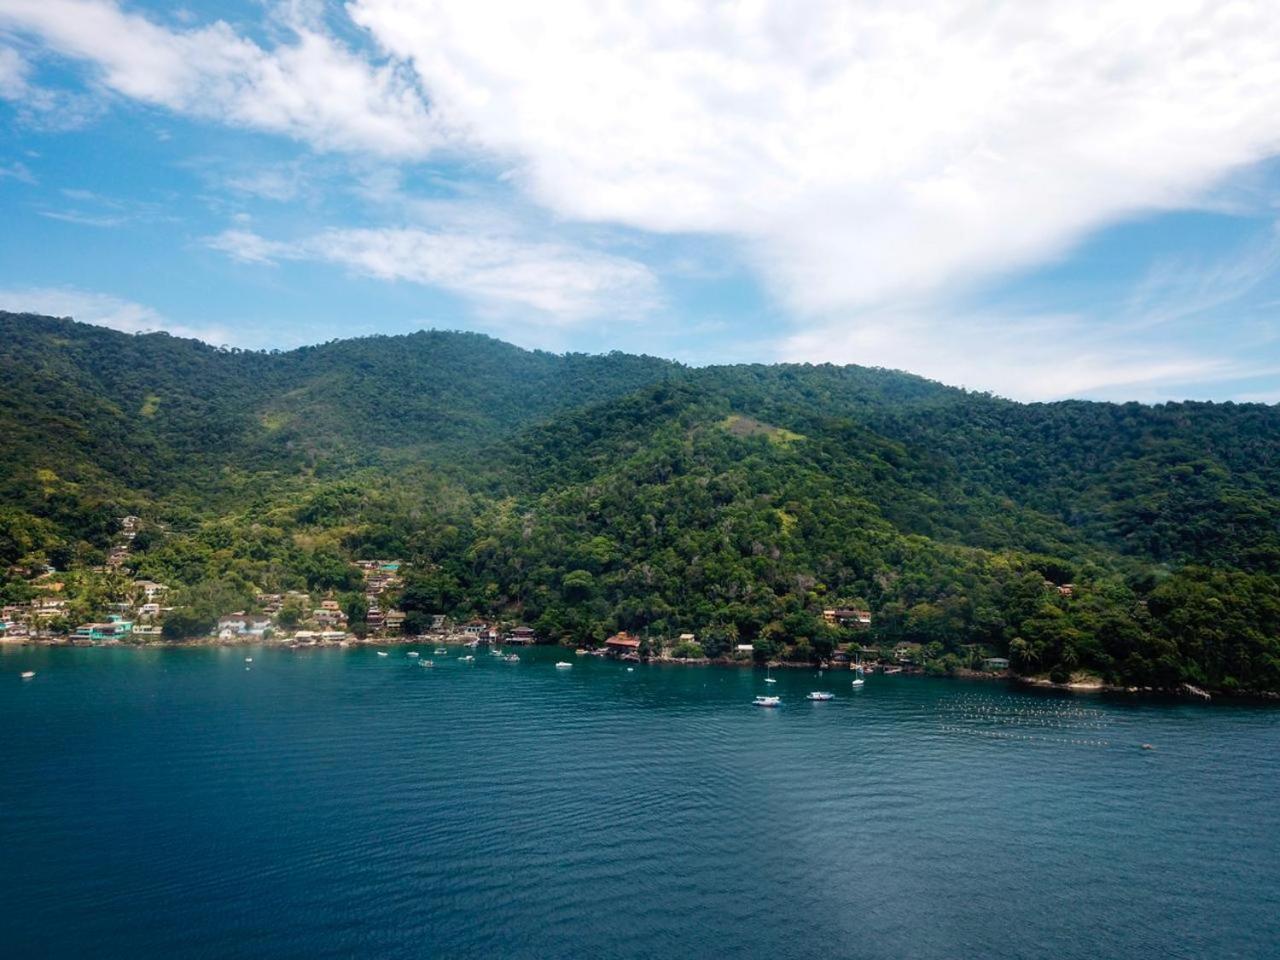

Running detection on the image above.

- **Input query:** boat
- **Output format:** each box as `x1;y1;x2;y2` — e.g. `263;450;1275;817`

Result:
419;659;434;668
434;647;448;655
407;651;420;658
555;661;573;669
626;667;634;672
20;670;35;680
851;659;866;687
458;655;475;662
244;657;253;663
504;654;520;663
753;695;781;707
764;664;777;684
806;691;834;701
574;648;588;656
377;651;389;657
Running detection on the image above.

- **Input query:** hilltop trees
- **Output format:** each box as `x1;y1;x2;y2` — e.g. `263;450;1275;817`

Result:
3;312;1280;690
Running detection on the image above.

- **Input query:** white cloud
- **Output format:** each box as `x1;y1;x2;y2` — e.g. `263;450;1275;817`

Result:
7;0;1280;395
0;43;27;97
0;158;36;183
776;225;1280;401
775;307;1244;401
0;0;437;156
0;287;235;344
207;223;658;326
10;1;1280;317
341;0;1280;316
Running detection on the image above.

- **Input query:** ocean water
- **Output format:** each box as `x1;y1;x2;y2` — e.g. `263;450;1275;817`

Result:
1;644;1278;960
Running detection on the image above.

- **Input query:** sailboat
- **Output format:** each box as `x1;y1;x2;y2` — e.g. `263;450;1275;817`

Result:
765;664;777;684
850;653;866;687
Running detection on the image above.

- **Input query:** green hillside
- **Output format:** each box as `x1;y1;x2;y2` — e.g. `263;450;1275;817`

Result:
2;311;1279;693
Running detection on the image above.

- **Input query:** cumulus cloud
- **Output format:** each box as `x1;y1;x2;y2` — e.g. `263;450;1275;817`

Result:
344;0;1280;316
11;0;1280;315
7;1;1280;396
0;286;235;344
207;224;658;326
0;0;437;155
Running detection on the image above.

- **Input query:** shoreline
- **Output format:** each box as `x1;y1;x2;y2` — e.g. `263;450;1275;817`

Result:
6;635;1276;701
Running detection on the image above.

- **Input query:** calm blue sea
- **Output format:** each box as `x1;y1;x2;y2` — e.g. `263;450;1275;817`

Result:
2;645;1278;959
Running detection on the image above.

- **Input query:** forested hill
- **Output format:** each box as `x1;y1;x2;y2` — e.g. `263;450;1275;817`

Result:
3;310;1280;693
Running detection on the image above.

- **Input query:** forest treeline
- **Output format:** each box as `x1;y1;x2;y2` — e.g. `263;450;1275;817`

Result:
3;311;1279;691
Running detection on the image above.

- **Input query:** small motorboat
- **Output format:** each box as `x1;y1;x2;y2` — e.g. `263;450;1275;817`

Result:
406;651;420;658
244;657;253;663
753;695;781;707
626;667;634;672
806;691;835;701
434;647;448;655
377;651;389;657
504;654;520;663
20;670;36;680
419;659;434;668
555;661;573;669
458;655;475;662
574;648;588;656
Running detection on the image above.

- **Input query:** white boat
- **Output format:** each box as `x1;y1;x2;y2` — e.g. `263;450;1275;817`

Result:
377;651;389;657
244;657;253;662
806;691;834;701
555;661;573;669
764;664;777;684
458;655;475;662
753;695;781;707
419;659;434;668
504;654;520;663
626;667;634;672
434;647;448;655
20;670;35;680
851;664;866;687
406;651;419;658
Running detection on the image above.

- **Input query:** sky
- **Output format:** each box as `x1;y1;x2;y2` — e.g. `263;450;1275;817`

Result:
2;1;1280;402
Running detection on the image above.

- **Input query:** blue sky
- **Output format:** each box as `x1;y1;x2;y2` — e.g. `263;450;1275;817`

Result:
2;0;1280;402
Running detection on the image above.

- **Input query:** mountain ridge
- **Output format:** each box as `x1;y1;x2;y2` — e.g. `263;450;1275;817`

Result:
2;310;1278;692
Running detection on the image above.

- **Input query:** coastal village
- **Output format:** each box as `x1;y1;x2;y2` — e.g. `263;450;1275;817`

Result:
0;515;1024;676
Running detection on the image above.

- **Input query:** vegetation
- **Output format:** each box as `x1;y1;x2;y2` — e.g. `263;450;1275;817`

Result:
4;311;1280;692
